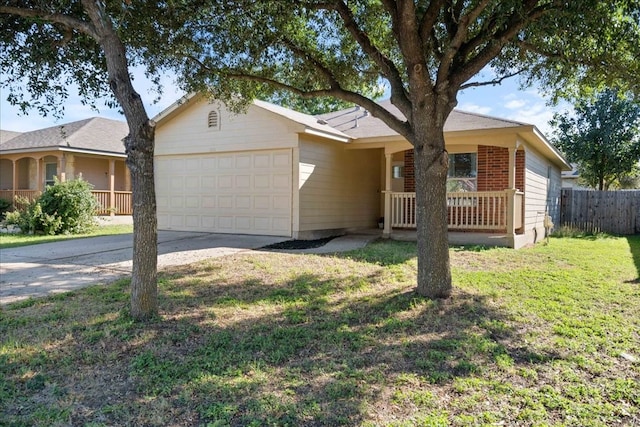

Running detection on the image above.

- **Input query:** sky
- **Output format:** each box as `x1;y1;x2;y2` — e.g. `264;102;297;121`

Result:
0;67;569;136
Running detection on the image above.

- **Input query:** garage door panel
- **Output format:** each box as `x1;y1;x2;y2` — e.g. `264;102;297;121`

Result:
156;150;292;236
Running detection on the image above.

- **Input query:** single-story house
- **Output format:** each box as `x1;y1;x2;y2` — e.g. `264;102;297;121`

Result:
0;118;132;215
153;94;571;248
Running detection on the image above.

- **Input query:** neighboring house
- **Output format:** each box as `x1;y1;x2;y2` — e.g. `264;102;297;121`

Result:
561;165;585;189
0;118;132;215
154;94;571;248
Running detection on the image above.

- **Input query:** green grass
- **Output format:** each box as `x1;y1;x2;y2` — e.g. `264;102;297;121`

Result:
1;235;639;426
0;223;132;249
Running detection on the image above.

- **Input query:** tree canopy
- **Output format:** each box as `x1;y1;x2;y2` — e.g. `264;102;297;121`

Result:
1;0;160;320
552;89;640;191
144;0;640;297
3;0;640;300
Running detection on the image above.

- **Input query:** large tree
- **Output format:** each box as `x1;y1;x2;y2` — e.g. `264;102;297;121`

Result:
551;89;640;191
1;0;158;320
149;0;640;297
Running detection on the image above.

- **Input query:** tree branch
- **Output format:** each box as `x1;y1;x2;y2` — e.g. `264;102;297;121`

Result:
418;0;446;44
330;1;411;118
278;36;341;90
0;5;97;39
436;0;491;90
223;70;412;138
459;69;526;90
450;1;559;89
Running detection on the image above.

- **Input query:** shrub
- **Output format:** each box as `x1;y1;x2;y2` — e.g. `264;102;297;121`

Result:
38;178;98;234
4;197;63;235
0;198;11;217
4;178;98;235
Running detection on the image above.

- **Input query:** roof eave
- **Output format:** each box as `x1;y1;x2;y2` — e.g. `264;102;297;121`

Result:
0;146;126;157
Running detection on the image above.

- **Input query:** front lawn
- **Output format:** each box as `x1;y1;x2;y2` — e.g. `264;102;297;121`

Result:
1;236;638;426
0;224;133;249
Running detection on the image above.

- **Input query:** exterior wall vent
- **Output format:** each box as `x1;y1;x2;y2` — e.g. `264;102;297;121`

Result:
208;110;220;129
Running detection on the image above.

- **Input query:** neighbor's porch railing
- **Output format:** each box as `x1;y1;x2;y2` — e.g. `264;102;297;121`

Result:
92;190;133;215
390;190;523;231
0;189;132;215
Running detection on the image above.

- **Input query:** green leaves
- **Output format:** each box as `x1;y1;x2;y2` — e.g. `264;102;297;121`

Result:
551;89;640;190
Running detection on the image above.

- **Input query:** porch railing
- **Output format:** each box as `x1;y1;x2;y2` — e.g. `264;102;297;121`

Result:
93;191;133;215
390;190;522;231
0;189;132;215
0;189;40;204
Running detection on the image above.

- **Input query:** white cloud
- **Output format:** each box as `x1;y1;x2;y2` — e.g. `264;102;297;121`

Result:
506;102;555;135
505;99;527;110
457;103;492;115
1;67;183;132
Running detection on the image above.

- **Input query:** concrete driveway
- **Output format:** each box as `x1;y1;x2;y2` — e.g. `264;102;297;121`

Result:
0;231;287;305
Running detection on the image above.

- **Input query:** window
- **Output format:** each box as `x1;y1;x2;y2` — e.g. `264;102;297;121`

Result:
45;163;57;187
207;110;220;129
447;153;477;192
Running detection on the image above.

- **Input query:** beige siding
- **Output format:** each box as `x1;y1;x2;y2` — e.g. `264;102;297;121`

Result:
524;146;561;242
297;138;381;235
0;159;12;189
75;157;110;190
156;98;298;156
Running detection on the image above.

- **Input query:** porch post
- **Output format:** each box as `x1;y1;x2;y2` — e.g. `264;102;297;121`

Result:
109;159;116;216
383;153;392;237
505;188;518;248
508;147;516;189
35;157;42;192
124;163;131;191
12;159;17;201
58;155;66;182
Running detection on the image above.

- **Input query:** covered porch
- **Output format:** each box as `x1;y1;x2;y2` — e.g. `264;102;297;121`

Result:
0;152;133;216
379;142;526;248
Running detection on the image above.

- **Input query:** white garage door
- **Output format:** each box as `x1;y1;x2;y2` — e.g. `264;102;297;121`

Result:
156;150;292;236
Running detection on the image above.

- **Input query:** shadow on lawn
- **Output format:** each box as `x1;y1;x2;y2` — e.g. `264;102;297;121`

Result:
115;268;561;425
2;256;562;427
625;234;640;283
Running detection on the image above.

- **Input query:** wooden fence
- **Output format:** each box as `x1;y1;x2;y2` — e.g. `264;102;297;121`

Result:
560;189;640;235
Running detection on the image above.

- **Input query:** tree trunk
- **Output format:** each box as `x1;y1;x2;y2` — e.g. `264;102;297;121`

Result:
83;1;158;320
412;126;452;298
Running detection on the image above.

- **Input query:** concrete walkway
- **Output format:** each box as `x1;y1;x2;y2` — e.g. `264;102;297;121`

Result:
0;230;380;305
0;231;286;305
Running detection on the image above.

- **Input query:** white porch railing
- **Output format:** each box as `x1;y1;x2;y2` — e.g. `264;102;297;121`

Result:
390;190;523;231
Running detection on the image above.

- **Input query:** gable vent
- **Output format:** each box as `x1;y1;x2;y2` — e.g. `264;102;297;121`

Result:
208;110;220;129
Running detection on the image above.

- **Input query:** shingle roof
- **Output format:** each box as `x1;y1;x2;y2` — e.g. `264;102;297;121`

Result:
253;99;350;140
0;117;128;154
316;99;526;138
0;130;23;145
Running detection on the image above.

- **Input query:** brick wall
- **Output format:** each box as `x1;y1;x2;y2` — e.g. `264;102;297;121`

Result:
516;150;525;191
404;146;524;192
477;145;525;191
404;149;415;192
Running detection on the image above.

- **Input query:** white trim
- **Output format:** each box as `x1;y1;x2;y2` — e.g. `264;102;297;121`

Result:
303;127;350;143
0;146;127;158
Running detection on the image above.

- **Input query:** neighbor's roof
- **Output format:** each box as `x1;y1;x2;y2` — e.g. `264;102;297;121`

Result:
316;99;525;139
0;130;22;144
0;117;127;155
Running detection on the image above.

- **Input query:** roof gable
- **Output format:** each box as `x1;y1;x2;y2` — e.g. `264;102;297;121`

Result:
154;94;350;142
